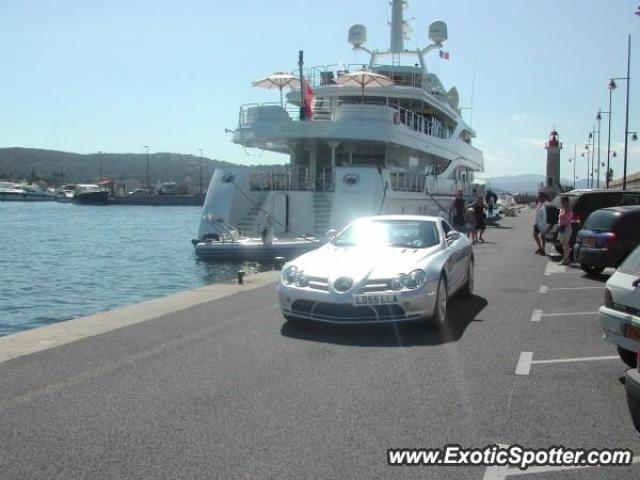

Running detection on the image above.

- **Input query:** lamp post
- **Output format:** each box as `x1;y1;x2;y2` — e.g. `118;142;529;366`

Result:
144;145;150;194
198;148;204;194
588;131;595;188
595;112;603;188
98;150;103;181
569;144;577;189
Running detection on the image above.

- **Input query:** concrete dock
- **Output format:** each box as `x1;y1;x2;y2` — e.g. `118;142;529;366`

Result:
1;210;639;479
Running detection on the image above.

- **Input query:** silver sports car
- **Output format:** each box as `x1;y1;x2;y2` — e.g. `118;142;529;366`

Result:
278;215;474;326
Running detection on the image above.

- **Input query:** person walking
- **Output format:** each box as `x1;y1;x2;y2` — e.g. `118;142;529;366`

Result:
473;196;486;243
533;192;549;255
557;195;574;265
450;190;467;233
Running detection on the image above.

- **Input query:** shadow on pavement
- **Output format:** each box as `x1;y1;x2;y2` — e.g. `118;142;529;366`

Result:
280;295;488;347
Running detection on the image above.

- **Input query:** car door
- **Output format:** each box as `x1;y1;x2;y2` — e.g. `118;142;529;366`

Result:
442;220;465;291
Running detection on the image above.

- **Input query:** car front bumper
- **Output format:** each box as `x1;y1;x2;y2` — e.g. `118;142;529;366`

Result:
598;306;640;353
277;280;438;324
625;368;640;433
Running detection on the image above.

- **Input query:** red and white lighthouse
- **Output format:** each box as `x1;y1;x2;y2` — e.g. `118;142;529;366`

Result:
545;129;563;193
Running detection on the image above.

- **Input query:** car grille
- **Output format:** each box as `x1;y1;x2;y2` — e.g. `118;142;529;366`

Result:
291;300;406;322
306;277;391;293
613;303;640;316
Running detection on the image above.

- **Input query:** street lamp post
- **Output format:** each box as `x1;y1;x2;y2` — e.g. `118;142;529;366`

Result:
144;145;150;194
98;150;103;181
623;34;632;190
198;148;204;194
595;114;602;188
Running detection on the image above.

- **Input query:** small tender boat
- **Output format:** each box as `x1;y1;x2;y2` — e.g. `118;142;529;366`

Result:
194;236;322;260
192;214;322;260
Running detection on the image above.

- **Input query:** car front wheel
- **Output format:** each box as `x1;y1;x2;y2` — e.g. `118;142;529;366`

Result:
460;259;474;298
426;273;448;328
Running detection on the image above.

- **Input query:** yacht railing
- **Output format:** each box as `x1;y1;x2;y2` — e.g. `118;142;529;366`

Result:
238;102;451;140
248;167;334;192
390;171;427;193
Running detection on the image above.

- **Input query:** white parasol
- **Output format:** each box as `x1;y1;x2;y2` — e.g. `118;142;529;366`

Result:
335;70;394;102
251;72;301;106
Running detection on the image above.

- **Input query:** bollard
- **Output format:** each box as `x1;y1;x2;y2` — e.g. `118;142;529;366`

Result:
237;270;245;285
274;257;286;270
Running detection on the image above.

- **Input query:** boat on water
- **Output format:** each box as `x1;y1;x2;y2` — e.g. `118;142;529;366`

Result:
194;0;483;260
73;184;110;204
0;182;57;201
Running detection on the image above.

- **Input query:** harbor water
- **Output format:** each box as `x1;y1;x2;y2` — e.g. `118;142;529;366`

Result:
0;202;262;336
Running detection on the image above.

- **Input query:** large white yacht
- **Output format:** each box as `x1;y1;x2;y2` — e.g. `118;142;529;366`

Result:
196;0;483;245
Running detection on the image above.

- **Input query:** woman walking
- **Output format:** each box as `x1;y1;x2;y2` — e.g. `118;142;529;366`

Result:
557;195;573;265
473;196;486;243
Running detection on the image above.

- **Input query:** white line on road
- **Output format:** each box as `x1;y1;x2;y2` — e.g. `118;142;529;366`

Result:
544;261;567;276
539;285;604;293
541;311;599;317
515;352;533;375
530;309;542;322
484;455;640;479
531;355;619;365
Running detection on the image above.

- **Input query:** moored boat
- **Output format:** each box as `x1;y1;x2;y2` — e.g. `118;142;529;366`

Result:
73;184;110;204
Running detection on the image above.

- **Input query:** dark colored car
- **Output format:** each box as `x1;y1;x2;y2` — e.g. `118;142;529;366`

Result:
544;189;640;256
574;206;640;275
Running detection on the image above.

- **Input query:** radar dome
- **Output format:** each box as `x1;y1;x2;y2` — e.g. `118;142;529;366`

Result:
348;24;367;47
428;20;448;44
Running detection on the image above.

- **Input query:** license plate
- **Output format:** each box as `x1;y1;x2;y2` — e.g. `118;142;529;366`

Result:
353;293;399;306
624;323;640;342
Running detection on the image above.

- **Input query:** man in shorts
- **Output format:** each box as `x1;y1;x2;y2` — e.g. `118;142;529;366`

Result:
533;192;549;255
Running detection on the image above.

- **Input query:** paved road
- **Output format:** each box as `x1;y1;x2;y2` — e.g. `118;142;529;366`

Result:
1;210;639;479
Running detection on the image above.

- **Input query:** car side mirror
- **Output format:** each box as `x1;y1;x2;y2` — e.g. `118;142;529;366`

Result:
325;229;338;240
446;231;460;245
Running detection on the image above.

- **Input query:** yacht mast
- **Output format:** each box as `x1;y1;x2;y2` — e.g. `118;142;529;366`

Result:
390;0;406;53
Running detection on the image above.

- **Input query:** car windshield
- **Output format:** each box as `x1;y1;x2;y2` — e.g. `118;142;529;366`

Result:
583;210;620;232
619;246;640;276
333;219;439;249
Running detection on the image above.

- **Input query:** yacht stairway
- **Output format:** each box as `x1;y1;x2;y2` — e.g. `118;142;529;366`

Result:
313;193;332;234
236;191;268;235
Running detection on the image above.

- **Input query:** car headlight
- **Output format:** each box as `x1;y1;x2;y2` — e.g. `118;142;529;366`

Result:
295;271;309;287
403;269;427;290
390;274;406;291
282;266;298;285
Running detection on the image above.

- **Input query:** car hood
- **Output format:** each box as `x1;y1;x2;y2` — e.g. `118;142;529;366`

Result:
290;244;441;281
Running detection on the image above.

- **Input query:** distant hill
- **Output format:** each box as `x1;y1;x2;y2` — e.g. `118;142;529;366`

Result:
480;174;589;194
0;147;239;188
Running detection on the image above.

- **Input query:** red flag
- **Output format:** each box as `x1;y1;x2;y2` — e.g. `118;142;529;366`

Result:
302;79;314;119
439;50;450;60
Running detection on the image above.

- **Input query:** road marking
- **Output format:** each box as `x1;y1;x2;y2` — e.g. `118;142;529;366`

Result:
544;261;567;276
531;310;598;322
539;285;604;293
484;455;640;479
515;352;533;375
530;309;542;322
531;355;619;365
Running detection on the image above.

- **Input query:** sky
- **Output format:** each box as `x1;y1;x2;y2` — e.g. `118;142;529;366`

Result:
1;0;639;179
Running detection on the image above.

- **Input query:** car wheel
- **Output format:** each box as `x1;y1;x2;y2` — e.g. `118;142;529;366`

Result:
581;263;605;275
460;258;474;298
618;346;638;368
426;273;448;328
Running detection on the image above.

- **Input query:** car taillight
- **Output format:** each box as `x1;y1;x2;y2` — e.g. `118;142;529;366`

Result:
603;232;618;249
604;288;614;308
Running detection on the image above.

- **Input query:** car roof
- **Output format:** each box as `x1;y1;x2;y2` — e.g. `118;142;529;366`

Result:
355;214;442;222
598;205;640;214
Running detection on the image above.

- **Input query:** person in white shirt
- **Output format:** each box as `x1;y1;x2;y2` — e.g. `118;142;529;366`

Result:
533;192;550;255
